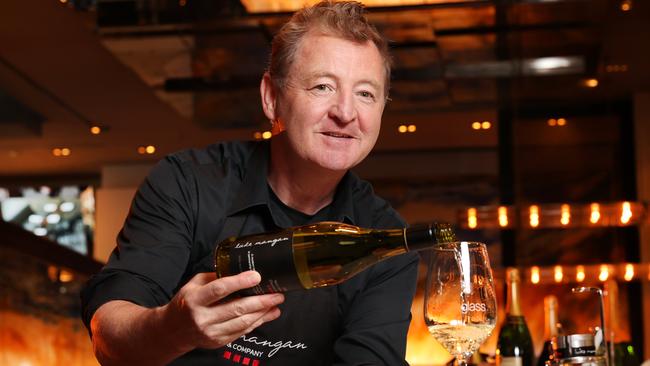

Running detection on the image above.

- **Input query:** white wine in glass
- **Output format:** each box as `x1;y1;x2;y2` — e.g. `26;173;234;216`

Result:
424;241;498;365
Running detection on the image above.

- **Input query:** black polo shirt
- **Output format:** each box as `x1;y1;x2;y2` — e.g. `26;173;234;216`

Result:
81;140;419;366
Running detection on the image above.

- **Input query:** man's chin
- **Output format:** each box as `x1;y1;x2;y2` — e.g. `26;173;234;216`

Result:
313;154;360;173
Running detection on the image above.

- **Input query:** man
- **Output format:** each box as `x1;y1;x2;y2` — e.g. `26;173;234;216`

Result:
81;1;419;365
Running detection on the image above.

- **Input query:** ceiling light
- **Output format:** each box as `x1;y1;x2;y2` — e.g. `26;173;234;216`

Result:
547;118;557;126
138;145;156;154
253;132;262;140
529;57;571;71
398;125;407;133
481;121;491;129
90;126;102;135
262;131;272;139
471;122;481;130
557;118;567;126
52;148;71;157
584;78;599;88
407;124;416;133
621;0;632;11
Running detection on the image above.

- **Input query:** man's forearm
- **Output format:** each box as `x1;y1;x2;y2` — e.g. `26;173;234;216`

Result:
91;300;190;366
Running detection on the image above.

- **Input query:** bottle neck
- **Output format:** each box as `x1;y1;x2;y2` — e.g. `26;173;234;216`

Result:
507;277;523;316
543;297;558;339
404;222;456;251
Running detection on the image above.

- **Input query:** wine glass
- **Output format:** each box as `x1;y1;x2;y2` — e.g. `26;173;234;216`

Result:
424;241;497;366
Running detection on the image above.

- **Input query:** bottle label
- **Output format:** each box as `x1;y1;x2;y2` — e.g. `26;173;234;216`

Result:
228;232;303;295
498;356;523;366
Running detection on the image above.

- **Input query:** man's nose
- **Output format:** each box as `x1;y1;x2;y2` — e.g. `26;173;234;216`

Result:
329;91;357;124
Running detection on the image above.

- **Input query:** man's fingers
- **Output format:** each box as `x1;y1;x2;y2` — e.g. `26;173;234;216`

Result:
188;272;217;286
203;306;282;346
219;293;284;320
193;271;261;305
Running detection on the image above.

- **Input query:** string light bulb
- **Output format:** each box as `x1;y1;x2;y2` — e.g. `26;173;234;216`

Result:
576;265;586;282
624;264;634;281
529;205;540;228
590;203;601;224
498;206;508;227
599;265;610;282
554;265;563;283
531;266;540;284
468;208;478;229
620;201;632;224
560;204;571;226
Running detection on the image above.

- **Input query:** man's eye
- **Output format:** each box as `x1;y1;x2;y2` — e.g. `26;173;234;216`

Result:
312;84;332;92
358;91;375;100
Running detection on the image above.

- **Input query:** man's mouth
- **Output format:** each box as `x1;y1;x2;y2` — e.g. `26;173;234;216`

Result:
322;132;353;138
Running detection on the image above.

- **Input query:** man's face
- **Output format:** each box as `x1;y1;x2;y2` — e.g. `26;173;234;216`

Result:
267;32;387;172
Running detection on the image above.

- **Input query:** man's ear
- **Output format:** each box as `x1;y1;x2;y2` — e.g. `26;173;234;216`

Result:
260;72;277;120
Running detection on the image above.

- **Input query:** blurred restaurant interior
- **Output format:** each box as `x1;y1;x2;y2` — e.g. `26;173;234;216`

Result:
1;0;650;365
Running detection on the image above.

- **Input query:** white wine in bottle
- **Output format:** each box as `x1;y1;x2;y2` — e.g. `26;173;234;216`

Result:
215;221;456;295
496;268;534;366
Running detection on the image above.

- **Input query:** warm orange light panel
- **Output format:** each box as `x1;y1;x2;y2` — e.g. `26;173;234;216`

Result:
240;0;469;12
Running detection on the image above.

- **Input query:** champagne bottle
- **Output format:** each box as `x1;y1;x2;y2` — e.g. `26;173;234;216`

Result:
496;268;534;366
214;221;456;295
605;280;640;366
536;295;560;366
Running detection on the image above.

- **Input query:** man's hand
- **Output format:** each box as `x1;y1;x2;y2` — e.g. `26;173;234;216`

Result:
91;271;284;366
161;271;284;351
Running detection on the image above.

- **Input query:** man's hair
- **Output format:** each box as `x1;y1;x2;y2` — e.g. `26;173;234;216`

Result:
268;1;392;98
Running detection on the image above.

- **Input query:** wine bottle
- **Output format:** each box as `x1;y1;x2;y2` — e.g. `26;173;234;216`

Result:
605;280;640;366
496;268;534;366
536;295;560;366
214;221;456;295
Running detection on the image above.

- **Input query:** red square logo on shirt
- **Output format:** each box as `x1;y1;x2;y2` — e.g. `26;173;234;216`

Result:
242;357;250;365
252;360;260;366
233;354;242;363
223;351;232;360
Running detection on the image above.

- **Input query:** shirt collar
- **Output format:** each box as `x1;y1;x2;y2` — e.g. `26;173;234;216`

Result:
226;140;356;226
